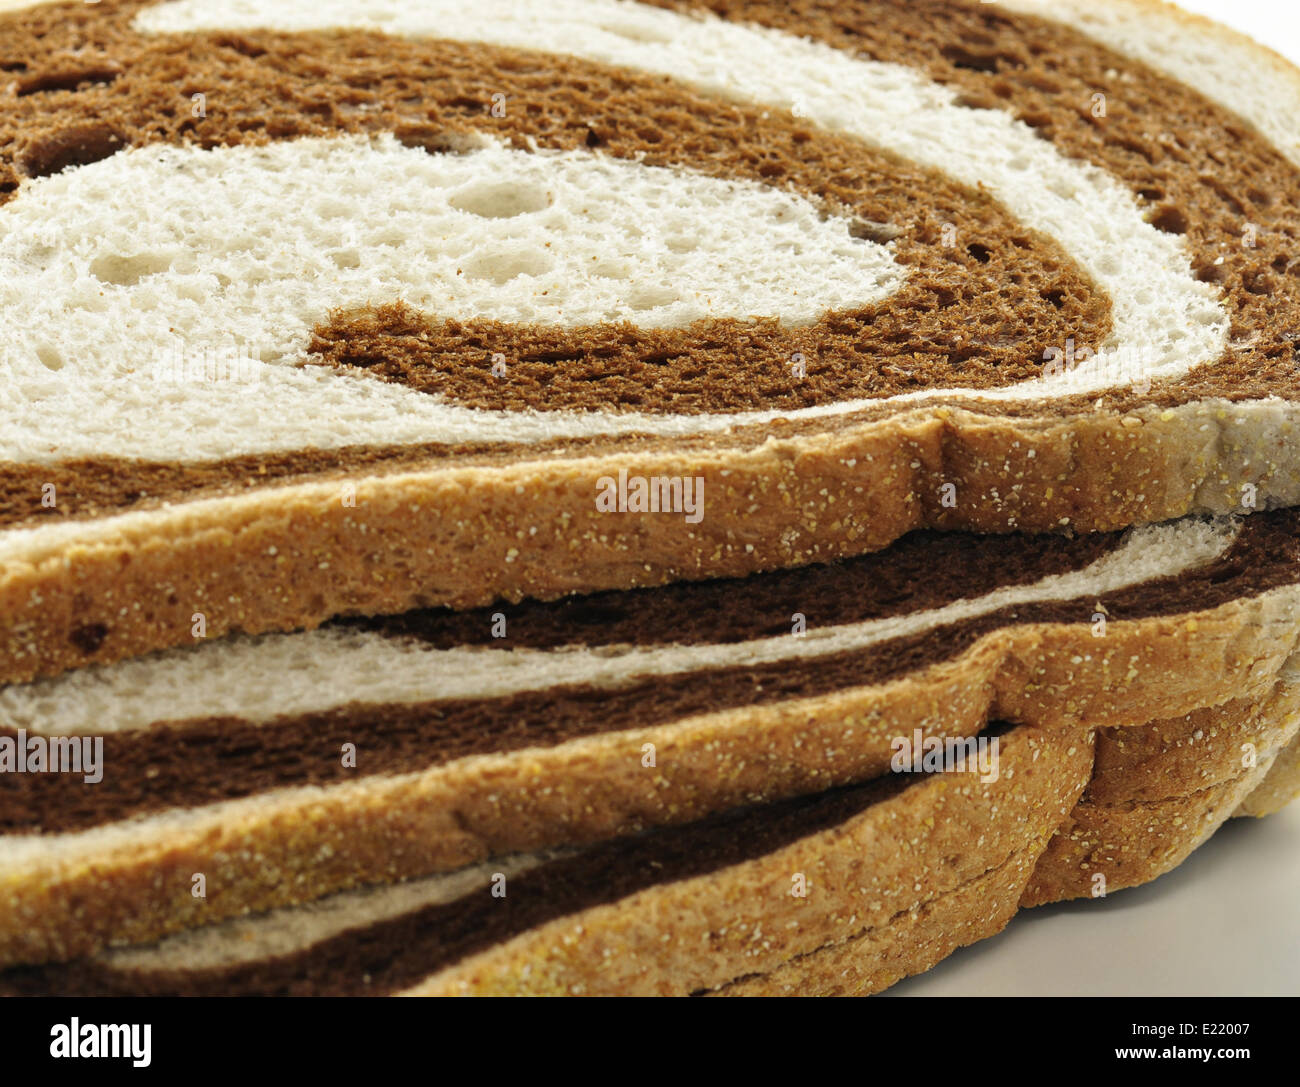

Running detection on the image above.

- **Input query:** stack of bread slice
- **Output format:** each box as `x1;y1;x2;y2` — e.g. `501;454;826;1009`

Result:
2;0;1299;995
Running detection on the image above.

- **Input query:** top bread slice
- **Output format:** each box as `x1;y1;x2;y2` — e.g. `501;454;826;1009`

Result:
2;0;1299;681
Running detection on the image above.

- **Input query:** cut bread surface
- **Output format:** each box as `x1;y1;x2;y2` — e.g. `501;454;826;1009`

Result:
0;0;1298;996
0;0;1299;678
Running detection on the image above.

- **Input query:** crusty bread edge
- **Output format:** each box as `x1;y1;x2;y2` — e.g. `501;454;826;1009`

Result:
399;722;1093;995
3;585;1298;967
1026;680;1300;904
5;397;1298;684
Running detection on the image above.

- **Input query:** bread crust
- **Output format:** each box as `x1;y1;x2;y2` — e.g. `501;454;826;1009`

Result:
3;677;1296;995
4;398;1298;684
1236;729;1300;817
1024;680;1300;904
4;587;1298;967
415;683;1296;996
401;722;1092;995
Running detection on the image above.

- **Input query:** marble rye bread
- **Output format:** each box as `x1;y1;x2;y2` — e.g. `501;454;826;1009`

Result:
1;0;1300;680
4;507;1300;968
3;685;1297;997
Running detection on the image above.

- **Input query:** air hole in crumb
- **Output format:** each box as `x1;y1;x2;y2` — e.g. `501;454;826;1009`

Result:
1150;205;1189;235
625;285;680;311
1244;270;1274;295
16;66;121;96
90;253;171;286
595;20;674;45
941;44;1007;73
461;248;553;284
849;218;902;244
967;243;993;264
36;345;64;371
20;122;125;178
213;34;267;59
393;126;463;155
450;179;553;218
1019;111;1054;133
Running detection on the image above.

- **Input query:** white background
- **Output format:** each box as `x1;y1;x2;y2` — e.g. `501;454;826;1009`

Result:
1172;0;1300;64
896;0;1300;997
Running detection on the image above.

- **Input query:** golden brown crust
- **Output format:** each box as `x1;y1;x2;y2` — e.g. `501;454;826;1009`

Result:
1235;728;1300;817
712;848;1038;996
5;585;1298;968
4;675;1297;994
1023;772;1274;906
1023;681;1300;905
1;0;1299;994
7;400;1300;685
403;722;1091;995
1087;687;1300;804
745;680;1300;993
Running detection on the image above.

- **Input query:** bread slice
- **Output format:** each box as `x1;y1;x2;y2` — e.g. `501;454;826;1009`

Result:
4;507;1300;968
1235;730;1300;818
1024;679;1300;904
1;0;1299;679
2;686;1293;997
0;721;1099;996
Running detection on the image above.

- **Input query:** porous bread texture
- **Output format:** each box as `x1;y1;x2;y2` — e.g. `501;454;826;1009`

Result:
0;0;1232;465
5;720;1087;996
0;517;1234;733
3;580;1299;968
1;0;1300;673
84;845;1041;998
402;721;1092;996
10;683;1293;996
399;685;1300;996
102;849;560;973
1000;0;1300;169
131;0;1229;404
0;134;905;462
748;682;1300;993
102;683;1300;996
